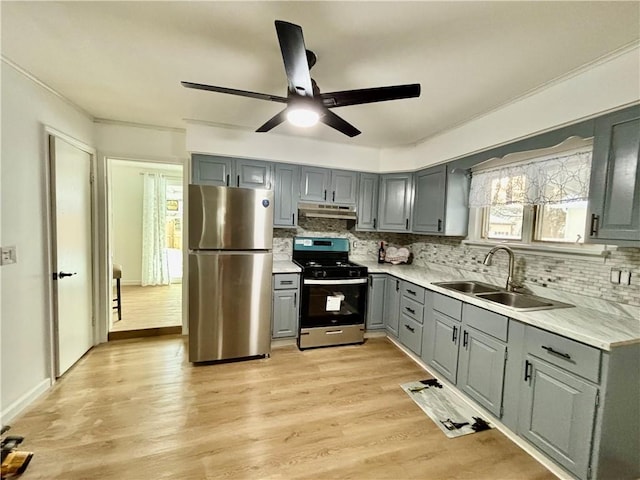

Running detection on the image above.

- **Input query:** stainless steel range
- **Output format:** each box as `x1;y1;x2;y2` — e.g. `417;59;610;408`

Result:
292;237;368;349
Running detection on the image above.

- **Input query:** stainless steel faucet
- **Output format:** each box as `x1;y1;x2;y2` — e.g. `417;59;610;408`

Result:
483;245;517;292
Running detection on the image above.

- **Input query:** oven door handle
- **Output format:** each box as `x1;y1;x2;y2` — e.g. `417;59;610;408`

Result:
303;278;368;285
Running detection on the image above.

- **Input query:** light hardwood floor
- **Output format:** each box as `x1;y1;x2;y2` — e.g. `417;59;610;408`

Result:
111;284;182;332
11;336;555;480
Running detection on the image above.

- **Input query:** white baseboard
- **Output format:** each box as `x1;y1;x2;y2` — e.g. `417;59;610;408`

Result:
1;378;51;425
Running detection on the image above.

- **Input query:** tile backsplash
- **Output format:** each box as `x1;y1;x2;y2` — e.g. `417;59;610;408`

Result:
274;217;640;307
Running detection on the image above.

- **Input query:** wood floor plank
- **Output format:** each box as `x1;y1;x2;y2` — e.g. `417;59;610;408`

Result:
10;336;556;480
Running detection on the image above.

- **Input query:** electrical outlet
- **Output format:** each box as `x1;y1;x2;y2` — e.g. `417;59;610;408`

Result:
0;246;17;266
620;270;632;285
610;268;621;284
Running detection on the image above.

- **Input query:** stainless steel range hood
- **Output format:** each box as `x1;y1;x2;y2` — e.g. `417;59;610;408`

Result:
298;202;357;220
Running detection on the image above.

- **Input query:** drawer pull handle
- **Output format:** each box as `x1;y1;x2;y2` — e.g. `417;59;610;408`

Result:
452;325;458;343
407;289;416;295
405;324;415;333
405;307;416;314
280;280;293;285
541;345;572;360
326;330;343;335
524;360;532;382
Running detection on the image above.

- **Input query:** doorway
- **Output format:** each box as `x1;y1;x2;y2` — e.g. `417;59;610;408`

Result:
107;159;184;338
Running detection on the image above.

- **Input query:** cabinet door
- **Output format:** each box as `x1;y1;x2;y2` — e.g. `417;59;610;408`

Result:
330;170;358;205
519;356;598;480
192;154;232;186
457;326;506;417
300;166;331;202
412;165;446;234
587;106;640;244
235;159;272;189
357;173;379;231
378;173;413;232
366;274;386;330
272;289;298;338
384;277;401;337
428;310;461;384
273;163;300;227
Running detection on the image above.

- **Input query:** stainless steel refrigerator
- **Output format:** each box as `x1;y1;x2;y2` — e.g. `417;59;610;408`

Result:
188;184;273;362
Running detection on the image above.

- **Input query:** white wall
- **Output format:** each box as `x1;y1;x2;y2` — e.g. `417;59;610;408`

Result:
381;45;640;170
1;62;94;421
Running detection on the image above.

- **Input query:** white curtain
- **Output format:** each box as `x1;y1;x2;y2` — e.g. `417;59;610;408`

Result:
141;173;169;286
468;150;592;207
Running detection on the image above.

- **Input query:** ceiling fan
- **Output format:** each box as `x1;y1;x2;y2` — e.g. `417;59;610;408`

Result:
182;20;421;137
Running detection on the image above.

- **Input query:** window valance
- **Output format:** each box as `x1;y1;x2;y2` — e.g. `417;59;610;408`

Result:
468;150;592;207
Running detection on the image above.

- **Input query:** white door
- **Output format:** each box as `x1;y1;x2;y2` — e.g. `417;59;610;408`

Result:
50;135;94;377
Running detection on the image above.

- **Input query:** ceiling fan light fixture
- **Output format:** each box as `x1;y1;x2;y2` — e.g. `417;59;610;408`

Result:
286;106;320;128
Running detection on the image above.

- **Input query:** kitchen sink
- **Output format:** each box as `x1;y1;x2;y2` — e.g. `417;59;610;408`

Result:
433;280;503;295
475;291;574;311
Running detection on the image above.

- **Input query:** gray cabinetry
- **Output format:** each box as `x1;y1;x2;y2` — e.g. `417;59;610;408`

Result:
412;165;469;236
273;163;300;228
192;154;272;189
377;173;413;232
300;166;358;205
356;173;379;231
272;273;300;339
398;281;425;356
384;276;401;337
586;105;640;245
428;309;461;383
366;274;386;330
519;355;597;480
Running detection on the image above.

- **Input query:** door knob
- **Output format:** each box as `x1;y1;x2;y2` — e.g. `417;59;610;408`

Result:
56;271;77;279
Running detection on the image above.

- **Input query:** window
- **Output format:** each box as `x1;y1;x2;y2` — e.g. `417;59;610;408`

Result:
469;142;592;246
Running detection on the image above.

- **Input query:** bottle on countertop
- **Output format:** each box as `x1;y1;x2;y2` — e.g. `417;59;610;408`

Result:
378;241;386;264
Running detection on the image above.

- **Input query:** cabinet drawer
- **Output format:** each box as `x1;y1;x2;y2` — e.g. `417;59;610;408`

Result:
273;274;299;290
525;326;601;383
399;315;423;356
400;295;424;324
462;304;508;342
400;282;425;304
433;293;462;320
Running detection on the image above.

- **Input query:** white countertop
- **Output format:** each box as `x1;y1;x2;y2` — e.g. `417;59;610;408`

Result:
273;260;301;274
355;259;640;351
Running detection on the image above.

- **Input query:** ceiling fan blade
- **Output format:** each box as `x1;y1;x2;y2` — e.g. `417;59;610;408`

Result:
320;84;421;108
181;81;287;103
256;108;288;133
320;110;361;137
274;20;313;97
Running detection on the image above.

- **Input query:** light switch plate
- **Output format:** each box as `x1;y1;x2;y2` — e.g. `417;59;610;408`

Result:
0;246;17;266
610;268;621;284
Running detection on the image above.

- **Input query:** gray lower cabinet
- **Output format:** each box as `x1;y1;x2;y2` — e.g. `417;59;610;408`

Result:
586;104;640;245
192;154;272;189
519;355;597;479
272;273;300;338
384;277;401;337
300;166;358;205
366;274;386;330
377;173;413;232
273;163;300;227
397;281;425;356
356;173;379;231
428;309;461;383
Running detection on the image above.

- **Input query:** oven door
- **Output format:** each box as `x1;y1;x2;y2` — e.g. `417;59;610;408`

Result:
300;278;367;328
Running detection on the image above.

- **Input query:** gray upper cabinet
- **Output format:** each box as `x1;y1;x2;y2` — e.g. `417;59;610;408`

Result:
412;165;469;236
378;173;413;232
586;105;640;245
299;167;358;205
273;163;300;228
192;154;232;186
356;173;379;231
366;274;386;330
192;154;272;189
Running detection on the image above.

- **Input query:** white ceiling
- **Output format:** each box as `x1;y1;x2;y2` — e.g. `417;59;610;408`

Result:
2;1;639;149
